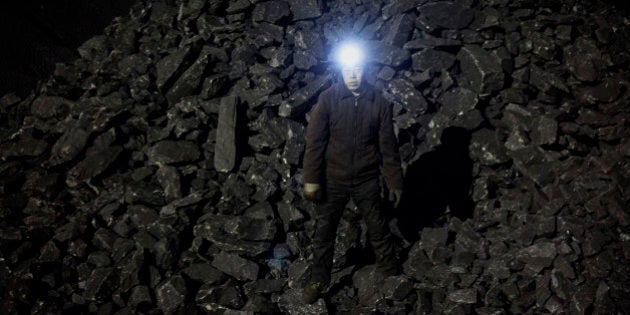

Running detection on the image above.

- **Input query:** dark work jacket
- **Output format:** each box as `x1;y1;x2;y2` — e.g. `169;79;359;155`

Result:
303;82;403;190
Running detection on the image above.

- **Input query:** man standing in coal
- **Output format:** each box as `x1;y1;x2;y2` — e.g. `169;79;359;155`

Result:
301;41;403;304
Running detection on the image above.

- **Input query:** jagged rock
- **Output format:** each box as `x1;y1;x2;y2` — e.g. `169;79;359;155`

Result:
279;74;331;118
448;288;477;304
382;0;421;19
529;65;570;95
368;41;410;67
49;127;89;165
531;116;558;146
438;87;478;116
196;279;245;311
386;78;428;115
381;275;414;300
286;0;323;20
575;75;623;104
252;1;290;23
383;13;415;47
214;96;239;172
166;46;215;105
182;263;227;285
277;287;328;314
424;2;474;29
469;129;510;166
83;268;114;301
128;285;152;308
293;50;318;70
412;49;456;73
156;275;187;314
156;45;196;90
0;138;48;158
404;37;462;50
564;39;605;82
457;45;505;96
212;251;259;281
147;140;200;165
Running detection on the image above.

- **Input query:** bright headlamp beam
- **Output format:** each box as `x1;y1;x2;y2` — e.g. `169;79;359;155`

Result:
336;42;364;68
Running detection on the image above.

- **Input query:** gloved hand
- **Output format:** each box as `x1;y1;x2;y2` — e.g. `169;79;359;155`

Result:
389;189;402;208
304;183;322;202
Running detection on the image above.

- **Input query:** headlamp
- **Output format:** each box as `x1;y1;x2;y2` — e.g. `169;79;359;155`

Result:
334;41;365;68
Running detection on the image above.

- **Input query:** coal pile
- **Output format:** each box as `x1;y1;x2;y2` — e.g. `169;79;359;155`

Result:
1;0;629;313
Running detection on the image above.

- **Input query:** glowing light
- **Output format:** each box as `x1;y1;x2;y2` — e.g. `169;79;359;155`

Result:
335;41;365;67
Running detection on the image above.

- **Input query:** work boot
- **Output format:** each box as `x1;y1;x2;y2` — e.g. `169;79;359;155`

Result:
302;282;325;304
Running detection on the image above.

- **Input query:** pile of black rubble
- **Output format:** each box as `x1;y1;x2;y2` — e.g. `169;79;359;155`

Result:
1;0;628;313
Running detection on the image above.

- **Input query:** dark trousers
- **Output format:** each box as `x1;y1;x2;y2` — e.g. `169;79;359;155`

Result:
310;178;398;284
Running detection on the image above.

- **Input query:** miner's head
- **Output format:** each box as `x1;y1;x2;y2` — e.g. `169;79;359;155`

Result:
335;41;365;93
340;65;364;92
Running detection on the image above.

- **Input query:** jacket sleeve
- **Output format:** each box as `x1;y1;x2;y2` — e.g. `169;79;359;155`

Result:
303;92;330;184
378;97;404;191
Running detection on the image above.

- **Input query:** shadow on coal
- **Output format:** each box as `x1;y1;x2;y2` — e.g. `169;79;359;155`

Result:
395;127;475;242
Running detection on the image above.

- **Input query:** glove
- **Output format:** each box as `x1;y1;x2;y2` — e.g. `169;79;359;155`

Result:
304;183;322;202
389;189;402;208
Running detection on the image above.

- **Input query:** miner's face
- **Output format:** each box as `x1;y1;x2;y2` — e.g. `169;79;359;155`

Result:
341;65;364;92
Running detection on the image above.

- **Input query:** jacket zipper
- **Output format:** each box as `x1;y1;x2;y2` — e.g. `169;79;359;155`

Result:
352;97;358;180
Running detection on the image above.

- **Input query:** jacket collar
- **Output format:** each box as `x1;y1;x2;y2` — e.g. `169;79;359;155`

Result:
336;82;373;101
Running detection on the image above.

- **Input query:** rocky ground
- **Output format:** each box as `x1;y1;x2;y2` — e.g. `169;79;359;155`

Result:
0;0;629;314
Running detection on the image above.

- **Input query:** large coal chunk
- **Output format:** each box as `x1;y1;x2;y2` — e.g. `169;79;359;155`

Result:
277;287;328;314
211;251;259;281
437;87;478;116
49;127;89;165
286;0;323;20
564;39;605;82
412;48;456;73
418;2;474;29
147;140;200;165
0;137;48;158
214;95;239;172
156;275;187;314
457;45;506;96
367;41;411;67
253;1;290;23
196;279;246;311
30;96;73;121
383;13;415;47
279;74;331;118
385;78;428;115
469;129;510;166
83;267;114;301
156;45;196;90
194;203;278;256
166;46;215;105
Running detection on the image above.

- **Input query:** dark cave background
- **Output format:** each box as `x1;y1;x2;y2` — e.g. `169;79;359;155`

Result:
0;0;629;314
